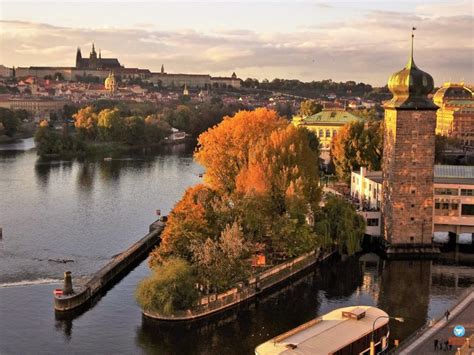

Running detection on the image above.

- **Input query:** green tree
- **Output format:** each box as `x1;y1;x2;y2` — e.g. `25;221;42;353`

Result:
135;258;199;315
0;108;20;137
316;196;365;255
299;100;323;117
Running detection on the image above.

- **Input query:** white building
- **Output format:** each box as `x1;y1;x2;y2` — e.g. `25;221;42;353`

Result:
350;165;474;242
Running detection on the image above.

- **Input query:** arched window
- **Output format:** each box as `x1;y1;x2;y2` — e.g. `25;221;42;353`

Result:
333;130;337;137
326;129;331;137
319;129;323;137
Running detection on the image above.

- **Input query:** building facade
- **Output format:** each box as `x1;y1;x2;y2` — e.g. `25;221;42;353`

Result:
434;82;474;146
382;35;438;250
351;166;474;241
292;109;365;164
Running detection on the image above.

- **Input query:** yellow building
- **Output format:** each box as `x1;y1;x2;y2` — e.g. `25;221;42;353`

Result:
292;109;364;163
434;82;474;145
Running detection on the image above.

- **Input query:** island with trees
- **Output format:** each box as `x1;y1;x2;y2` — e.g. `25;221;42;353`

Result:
135;108;365;319
33;99;247;157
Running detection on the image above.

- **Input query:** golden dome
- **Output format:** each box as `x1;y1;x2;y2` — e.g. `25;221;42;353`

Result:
385;32;437;110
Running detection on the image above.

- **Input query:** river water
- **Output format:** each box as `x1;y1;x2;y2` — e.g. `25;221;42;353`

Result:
0;139;473;354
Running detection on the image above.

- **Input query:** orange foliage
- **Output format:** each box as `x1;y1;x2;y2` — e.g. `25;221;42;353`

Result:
73;106;97;132
149;184;214;267
195;108;287;192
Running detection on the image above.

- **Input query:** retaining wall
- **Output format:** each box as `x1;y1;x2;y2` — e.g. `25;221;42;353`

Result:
143;248;335;321
54;221;165;311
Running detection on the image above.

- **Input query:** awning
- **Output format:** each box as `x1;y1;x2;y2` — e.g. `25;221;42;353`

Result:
458;233;473;245
433;231;449;244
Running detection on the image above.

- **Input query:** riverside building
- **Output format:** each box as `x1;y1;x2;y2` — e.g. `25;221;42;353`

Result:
434;82;474;146
351;165;474;244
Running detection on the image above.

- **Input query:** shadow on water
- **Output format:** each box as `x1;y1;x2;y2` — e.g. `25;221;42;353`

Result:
135;254;364;355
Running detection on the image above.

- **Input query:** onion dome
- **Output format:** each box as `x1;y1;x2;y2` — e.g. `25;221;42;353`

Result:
385;31;437;110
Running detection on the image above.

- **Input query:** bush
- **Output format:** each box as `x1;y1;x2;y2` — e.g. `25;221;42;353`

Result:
135;258;199;315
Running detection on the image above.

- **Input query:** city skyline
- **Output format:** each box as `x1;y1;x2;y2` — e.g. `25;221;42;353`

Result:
0;0;472;86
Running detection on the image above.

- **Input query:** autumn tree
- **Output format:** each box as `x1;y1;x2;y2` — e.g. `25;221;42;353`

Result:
195;108;287;193
149;184;218;267
73;106;98;138
190;222;251;292
299;100;323;117
330;120;383;181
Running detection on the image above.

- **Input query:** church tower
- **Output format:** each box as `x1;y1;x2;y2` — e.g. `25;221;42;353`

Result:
382;30;438;254
89;43;98;68
76;47;82;68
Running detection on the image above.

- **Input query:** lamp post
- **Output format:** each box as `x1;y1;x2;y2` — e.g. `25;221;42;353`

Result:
370;316;404;355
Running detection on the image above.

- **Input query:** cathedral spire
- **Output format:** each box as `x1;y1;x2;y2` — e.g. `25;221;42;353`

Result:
99;49;102;59
161;64;165;74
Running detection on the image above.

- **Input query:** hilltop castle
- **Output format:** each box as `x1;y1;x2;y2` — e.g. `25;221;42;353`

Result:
13;43;241;89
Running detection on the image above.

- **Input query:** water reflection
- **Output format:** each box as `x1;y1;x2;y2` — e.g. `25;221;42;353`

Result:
135;255;471;355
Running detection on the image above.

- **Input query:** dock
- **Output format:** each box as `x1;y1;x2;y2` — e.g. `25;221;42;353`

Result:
395;287;474;354
54;220;165;311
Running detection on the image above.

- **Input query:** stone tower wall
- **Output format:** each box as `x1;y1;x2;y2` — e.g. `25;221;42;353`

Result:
382;108;436;245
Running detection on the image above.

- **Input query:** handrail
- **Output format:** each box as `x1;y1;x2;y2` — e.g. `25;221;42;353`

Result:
144;248;334;320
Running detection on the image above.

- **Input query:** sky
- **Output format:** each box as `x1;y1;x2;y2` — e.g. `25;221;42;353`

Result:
0;0;473;86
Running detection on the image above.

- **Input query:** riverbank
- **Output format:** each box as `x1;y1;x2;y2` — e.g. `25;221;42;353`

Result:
143;249;335;321
395;287;474;354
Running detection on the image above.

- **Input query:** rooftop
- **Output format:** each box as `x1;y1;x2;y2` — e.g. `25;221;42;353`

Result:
296;109;364;125
255;306;388;355
355;166;474;186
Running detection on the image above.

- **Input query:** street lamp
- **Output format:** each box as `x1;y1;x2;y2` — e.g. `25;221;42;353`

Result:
370;316;404;355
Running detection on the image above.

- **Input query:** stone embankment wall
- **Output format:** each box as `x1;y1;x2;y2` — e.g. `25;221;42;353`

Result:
144;248;335;321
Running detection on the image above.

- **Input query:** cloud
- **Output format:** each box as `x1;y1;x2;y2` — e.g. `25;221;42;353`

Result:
0;8;472;86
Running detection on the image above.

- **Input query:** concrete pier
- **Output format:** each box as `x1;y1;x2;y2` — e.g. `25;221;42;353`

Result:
54;220;165;311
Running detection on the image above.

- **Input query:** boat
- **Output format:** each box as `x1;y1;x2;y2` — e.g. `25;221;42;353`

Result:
255;306;390;355
104;157;112;161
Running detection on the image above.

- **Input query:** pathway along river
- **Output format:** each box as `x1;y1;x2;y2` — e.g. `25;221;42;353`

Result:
0;139;473;354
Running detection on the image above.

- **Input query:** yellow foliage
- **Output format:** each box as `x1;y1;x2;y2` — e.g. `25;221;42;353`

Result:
39;120;49;128
73;106;97;131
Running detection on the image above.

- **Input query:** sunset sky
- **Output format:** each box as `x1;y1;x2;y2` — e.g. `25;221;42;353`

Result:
0;0;472;86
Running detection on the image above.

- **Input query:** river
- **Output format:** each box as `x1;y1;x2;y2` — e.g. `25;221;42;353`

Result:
0;139;472;354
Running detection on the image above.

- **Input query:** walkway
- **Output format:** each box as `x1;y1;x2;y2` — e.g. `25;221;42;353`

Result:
398;288;473;354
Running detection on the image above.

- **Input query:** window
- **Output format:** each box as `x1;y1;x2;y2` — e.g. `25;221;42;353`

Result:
452;203;458;210
461;204;474;216
442;203;449;209
326;129;331;137
319;129;323;137
435;188;458;196
367;218;379;226
333;130;337;137
461;189;474;196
